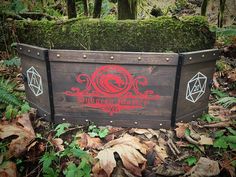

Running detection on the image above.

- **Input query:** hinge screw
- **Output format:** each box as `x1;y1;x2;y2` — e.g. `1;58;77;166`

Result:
37;52;40;56
166;58;170;62
134;122;138;124
110;120;113;123
83;54;87;59
189;57;192;60
202;54;205;58
110;56;114;60
28;49;31;53
56;54;60;58
138;56;141;61
19;47;22;50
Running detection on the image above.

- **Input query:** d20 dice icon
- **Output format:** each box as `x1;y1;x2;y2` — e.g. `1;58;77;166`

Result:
26;66;43;96
186;72;207;103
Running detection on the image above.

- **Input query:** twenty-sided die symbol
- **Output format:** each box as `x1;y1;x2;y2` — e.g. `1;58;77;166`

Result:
186;72;207;103
26;66;43;96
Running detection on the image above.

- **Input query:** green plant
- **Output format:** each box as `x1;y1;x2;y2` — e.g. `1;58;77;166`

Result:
216;96;236;108
211;88;228;99
184;156;197;166
54;123;71;138
3;56;21;67
200;114;220;123
213;128;236;150
88;124;109;138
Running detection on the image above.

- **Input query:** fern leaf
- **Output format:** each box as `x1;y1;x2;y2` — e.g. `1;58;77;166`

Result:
0;88;21;106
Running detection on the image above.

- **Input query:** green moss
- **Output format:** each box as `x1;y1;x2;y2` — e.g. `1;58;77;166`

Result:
14;16;215;52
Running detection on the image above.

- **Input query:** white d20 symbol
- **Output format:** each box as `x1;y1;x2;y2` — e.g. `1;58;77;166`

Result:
186;72;207;103
26;66;43;96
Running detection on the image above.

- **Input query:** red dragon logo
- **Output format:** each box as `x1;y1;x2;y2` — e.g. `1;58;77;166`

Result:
64;65;160;115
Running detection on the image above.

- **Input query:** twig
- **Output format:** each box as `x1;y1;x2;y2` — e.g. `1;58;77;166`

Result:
167;139;180;156
184;133;199;145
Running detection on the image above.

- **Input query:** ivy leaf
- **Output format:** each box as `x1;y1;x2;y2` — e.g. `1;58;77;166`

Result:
184;156;197;166
185;128;191;136
98;128;109;138
54;123;70;137
78;159;91;177
88;132;98;137
213;137;228;149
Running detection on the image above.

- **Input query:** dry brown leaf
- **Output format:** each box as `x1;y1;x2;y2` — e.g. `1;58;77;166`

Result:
51;138;65;152
185;157;220;177
199;135;213;145
104;134;147;154
0;161;17;177
175;123;188;138
154;145;168;161
96;149;116;177
77;133;103;150
230;106;236;113
130;128;153;139
95;133;147;177
0;114;35;158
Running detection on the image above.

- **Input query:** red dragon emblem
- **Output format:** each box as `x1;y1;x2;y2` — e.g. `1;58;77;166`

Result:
64;65;160;115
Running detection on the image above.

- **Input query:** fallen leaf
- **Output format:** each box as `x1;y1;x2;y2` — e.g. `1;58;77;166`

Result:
77;133;103;150
185;157;220;177
130;128;153;139
199;135;213;145
154;145;168;161
104;134;147;154
95;133;147;176
0;161;17;177
202;121;232;128
0;114;35;158
51;138;65;152
175;123;189;138
153;164;185;176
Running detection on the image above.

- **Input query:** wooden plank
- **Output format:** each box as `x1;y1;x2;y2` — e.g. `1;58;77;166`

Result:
17;43;48;61
20;54;51;119
180;49;219;65
175;60;216;119
49;50;179;65
51;61;177;128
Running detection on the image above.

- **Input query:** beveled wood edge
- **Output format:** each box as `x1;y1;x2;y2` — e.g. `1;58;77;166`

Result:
28;100;51;121
180;49;219;65
49;50;179;65
17;43;48;61
54;115;171;129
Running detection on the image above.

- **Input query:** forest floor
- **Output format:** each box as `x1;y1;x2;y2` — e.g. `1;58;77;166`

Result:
0;45;236;177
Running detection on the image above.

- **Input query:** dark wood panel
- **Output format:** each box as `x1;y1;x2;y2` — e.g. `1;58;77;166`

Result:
180;49;219;65
49;50;179;65
176;60;216;118
17;43;48;61
51;62;177;128
20;54;51;119
54;114;171;129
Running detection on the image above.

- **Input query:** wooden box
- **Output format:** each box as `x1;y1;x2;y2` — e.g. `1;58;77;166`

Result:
18;44;218;128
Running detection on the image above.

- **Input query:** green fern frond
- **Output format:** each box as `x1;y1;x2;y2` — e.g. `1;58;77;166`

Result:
0;88;21;106
0;77;17;93
216;96;236;108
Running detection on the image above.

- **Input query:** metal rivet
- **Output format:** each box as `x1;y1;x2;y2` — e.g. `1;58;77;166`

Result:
181;120;183;123
189;57;192;60
166;58;170;62
27;49;31;53
83;54;87;59
134;122;138;124
62;118;66;121
110;121;113;123
37;52;40;56
138;56;141;61
56;54;60;58
160;123;162;126
19;47;22;50
44;114;47;117
202;54;205;58
213;53;216;56
110;56;114;60
192;115;195;118
85;119;88;122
